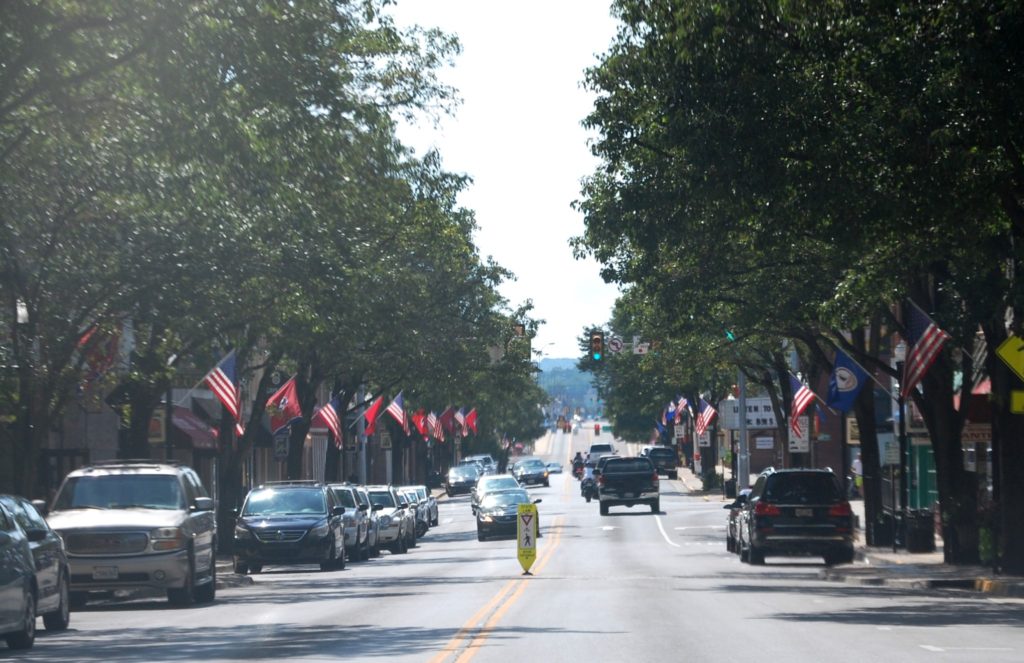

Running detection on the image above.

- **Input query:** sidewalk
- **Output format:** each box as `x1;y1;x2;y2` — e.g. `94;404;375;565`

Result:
675;467;1024;598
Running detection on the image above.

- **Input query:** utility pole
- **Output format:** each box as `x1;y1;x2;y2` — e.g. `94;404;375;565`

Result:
738;369;750;490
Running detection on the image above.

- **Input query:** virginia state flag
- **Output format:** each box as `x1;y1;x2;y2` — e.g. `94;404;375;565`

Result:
267;376;303;434
827;349;869;413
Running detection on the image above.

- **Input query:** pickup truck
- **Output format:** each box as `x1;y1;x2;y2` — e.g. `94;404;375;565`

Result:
596;457;659;515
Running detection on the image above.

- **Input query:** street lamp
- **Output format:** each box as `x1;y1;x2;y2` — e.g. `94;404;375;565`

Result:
893;340;907;552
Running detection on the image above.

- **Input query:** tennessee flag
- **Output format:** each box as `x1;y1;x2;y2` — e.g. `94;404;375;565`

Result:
267;376;303;435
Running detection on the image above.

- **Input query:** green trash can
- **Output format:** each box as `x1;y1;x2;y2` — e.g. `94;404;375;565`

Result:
906;509;936;553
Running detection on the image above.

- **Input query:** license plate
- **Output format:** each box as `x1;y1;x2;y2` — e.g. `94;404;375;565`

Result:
92;566;119;580
795;508;813;518
624;492;634;498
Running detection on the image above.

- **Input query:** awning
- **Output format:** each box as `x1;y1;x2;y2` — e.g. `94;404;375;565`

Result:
170;406;218;450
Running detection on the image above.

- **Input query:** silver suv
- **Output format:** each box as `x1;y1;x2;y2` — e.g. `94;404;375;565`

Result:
329;484;370;561
44;460;217;607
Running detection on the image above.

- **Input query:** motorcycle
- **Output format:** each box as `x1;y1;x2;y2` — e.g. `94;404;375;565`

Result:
572;462;584;480
580;477;598;503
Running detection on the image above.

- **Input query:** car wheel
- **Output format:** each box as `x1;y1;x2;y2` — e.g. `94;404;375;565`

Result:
359;538;369;562
544;480;550;487
194;560;216;604
397;534;408;554
600;502;609;516
446;489;453;497
651;500;660;514
585;493;592;503
726;536;734;553
4;588;35;650
168;556;196;606
669;471;678;480
416;520;428;538
749;546;766;565
739;541;750;563
431;514;439;527
43;569;71;631
233;558;249;575
477;527;486;542
336;543;346;570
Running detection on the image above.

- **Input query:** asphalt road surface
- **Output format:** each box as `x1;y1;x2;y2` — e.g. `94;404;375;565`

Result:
13;426;1024;662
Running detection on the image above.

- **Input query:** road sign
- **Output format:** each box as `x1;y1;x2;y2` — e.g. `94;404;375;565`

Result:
517;503;538;575
996;334;1024;382
608;336;624;353
1012;391;1024;415
788;417;809;453
273;428;289;460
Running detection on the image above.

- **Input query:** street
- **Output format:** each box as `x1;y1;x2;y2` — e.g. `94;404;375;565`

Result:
12;429;1024;662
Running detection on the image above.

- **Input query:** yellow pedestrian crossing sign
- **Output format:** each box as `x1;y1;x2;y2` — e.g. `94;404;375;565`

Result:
517;503;538;575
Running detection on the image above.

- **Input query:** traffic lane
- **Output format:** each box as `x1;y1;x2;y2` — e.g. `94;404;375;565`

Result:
24;498;535;663
444;485;1024;663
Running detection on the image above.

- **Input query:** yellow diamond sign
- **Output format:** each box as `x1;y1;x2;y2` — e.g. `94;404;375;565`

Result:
996;335;1024;383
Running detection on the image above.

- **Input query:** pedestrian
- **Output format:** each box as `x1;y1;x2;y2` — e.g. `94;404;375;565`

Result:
851;452;863;498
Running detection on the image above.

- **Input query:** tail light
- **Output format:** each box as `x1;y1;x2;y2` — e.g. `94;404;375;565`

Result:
754;502;781;516
652;472;660;484
829;502;852;517
597;475;605;487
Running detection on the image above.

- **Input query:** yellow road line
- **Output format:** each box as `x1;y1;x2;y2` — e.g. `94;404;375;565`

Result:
453;516;564;662
428;579;517;663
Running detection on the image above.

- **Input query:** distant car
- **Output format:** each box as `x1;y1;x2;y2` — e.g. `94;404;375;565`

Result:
737;468;854;566
0;500;38;650
641;446;679;480
471;475;522;513
0;495;69;633
463;454;497;476
396;491;420;545
329;484;370;561
401;485;438;527
546;462;563;474
233;482;346;573
354;486;381;557
445;465;480;496
44;460;217;606
476;489;541;541
723;489;752;553
511;458;549;487
585;443;615;464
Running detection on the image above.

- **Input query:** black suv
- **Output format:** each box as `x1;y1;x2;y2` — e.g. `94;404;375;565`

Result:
737;468;854;566
233;482;346;574
642;446;679;480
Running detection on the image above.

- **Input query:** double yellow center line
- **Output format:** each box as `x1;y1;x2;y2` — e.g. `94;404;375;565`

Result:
430;515;564;663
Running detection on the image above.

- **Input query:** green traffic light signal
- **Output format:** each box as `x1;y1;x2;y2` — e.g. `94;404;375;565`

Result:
590;330;604;360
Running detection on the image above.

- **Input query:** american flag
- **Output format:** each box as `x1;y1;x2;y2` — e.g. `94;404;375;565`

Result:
428;411;443;440
677;396;692;418
901;304;951;399
454;408;466;436
204;351;244;436
385;392;406;428
313;396;342;447
788;374;816;437
694;398;716;436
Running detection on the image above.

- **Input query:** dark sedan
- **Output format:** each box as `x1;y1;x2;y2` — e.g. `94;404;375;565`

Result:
476;490;541;541
233;483;346;573
445;465;480;496
1;495;70;632
0;500;37;650
511;459;549;487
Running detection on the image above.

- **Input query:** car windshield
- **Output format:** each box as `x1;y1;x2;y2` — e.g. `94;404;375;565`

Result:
414;488;427;500
53;475;185;511
603;459;652;472
242;489;326;516
649;448;676;458
331;489;357;508
481;477;519;491
369;491;396;508
481;491;530;508
451;467;478;479
521;460;545;470
764;474;842;504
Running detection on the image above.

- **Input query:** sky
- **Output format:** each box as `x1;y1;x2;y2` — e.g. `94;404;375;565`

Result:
388;1;621;359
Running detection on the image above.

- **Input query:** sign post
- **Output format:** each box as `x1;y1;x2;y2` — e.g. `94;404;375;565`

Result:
517;502;538;575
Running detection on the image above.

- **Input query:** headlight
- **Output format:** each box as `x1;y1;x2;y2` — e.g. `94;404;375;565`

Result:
234;525;253;540
309;521;330;538
480;514;494;523
378;515;392;528
151;527;188;551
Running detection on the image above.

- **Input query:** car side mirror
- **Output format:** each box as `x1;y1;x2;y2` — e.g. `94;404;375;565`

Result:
723;503;734;510
533;499;543;504
359;504;369;512
31;499;49;516
332;506;346;516
192;496;215;512
26;528;48;542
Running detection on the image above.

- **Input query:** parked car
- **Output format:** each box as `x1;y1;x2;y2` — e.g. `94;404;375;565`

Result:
365;486;410;554
355;486;381;557
476;489;541;541
397;491;423;543
329;484;370;561
471;474;522;514
401;485;438;527
44;460;216;607
0;500;37;650
233;482;346;573
737;468;855;566
546;462;563;474
511;458;550;487
445;465;480;496
723;488;752;553
0;495;69;632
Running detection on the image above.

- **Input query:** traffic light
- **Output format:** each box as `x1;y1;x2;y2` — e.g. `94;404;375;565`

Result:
589;329;604;361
